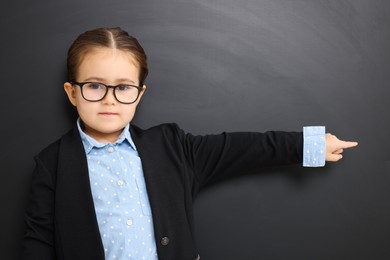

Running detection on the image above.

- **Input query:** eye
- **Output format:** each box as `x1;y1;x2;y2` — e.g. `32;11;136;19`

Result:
117;85;131;91
86;82;104;90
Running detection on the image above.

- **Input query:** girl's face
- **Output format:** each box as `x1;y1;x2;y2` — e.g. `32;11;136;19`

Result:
64;47;145;143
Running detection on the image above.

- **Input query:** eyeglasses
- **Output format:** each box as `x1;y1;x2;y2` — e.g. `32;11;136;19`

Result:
71;81;144;104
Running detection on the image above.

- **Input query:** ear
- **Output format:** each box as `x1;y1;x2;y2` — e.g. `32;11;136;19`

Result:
138;84;147;100
64;82;77;107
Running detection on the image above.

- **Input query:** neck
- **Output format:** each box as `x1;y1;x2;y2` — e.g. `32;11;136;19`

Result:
83;125;123;143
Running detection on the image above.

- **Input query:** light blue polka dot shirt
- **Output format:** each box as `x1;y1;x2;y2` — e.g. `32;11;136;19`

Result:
77;119;158;260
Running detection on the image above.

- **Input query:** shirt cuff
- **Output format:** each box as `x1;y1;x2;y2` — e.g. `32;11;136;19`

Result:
303;126;326;167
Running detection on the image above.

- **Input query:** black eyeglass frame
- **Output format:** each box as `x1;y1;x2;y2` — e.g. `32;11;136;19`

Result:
71;81;144;104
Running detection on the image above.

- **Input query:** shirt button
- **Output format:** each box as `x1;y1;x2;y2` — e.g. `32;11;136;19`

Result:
160;237;169;246
117;180;124;187
126;219;133;226
107;146;114;153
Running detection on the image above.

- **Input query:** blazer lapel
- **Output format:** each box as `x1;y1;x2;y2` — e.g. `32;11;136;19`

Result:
56;126;105;259
129;124;199;259
129;126;171;241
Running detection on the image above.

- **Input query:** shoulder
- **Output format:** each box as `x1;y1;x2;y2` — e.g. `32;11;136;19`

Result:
35;127;77;165
130;123;184;138
129;123;191;152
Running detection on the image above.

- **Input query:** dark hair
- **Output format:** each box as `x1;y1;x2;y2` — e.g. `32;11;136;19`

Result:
67;27;148;85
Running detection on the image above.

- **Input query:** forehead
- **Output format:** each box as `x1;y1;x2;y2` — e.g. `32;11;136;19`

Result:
77;47;140;83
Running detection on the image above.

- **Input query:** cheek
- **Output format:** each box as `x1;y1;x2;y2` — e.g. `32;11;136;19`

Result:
73;91;85;106
120;105;139;122
76;101;97;118
122;105;137;117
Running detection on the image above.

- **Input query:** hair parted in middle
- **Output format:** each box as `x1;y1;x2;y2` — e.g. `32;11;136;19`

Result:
67;27;148;85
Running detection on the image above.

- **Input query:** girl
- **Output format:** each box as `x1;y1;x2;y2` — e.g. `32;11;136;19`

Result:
22;27;357;260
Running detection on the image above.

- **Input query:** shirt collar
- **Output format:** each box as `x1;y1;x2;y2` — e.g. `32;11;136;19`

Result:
77;118;137;154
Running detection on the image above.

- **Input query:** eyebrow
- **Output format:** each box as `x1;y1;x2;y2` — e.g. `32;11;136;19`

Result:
82;77;136;84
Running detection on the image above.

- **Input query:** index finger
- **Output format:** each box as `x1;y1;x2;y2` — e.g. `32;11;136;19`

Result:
339;140;358;149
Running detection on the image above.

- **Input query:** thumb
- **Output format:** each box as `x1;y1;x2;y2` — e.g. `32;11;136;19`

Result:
327;153;343;162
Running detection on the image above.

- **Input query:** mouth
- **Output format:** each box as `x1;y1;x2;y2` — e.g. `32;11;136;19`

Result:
99;112;119;116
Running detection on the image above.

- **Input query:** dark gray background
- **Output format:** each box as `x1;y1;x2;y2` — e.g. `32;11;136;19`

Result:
1;0;389;259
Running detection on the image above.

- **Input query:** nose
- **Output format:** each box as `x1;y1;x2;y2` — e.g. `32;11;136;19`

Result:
102;88;117;104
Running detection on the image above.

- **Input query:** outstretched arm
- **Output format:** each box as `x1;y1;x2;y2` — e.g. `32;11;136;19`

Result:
325;133;358;162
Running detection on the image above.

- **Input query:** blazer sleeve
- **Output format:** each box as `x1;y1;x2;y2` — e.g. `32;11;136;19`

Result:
22;151;57;259
171;124;303;189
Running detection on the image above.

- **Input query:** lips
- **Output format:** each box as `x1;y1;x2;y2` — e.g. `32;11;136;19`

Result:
99;112;118;115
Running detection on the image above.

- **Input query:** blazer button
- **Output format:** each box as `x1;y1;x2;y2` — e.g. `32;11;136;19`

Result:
160;237;169;246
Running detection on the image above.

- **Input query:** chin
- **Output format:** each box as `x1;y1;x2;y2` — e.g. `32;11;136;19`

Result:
101;126;126;134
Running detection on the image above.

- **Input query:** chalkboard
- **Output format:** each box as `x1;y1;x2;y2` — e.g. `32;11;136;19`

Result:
1;0;389;259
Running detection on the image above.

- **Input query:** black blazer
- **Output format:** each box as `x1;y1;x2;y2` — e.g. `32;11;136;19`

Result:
22;123;303;260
